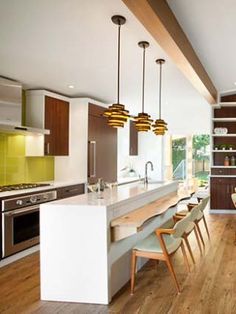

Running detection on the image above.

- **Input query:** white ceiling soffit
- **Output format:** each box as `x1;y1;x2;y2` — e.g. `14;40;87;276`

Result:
167;0;236;94
0;0;210;134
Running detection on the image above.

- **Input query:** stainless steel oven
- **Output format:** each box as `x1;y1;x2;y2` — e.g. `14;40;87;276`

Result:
2;190;57;258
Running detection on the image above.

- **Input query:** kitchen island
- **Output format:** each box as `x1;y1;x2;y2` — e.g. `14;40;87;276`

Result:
40;181;180;304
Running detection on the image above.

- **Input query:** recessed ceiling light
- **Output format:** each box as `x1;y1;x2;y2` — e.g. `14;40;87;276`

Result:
234;82;236;85
68;85;74;89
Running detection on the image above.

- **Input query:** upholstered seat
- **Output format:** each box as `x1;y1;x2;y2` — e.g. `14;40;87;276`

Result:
130;214;190;295
134;232;182;254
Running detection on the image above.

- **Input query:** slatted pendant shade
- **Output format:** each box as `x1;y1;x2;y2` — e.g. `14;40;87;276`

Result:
152;59;168;135
103;104;129;127
134;41;153;132
103;15;129;128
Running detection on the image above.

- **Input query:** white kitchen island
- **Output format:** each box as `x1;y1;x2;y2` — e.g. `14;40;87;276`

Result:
40;181;179;304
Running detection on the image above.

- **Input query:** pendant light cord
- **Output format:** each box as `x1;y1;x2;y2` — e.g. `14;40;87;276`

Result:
142;45;146;113
117;23;121;104
159;62;162;119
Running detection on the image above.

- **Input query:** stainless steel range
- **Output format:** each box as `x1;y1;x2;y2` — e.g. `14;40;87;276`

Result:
1;187;57;258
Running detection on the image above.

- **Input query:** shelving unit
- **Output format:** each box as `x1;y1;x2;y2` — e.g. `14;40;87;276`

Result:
210;95;236;210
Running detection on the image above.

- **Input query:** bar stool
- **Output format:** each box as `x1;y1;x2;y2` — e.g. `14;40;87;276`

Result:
130;215;190;295
178;196;210;247
231;193;236;208
174;203;204;257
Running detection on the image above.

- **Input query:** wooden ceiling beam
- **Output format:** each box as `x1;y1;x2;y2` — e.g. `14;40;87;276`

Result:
122;0;217;104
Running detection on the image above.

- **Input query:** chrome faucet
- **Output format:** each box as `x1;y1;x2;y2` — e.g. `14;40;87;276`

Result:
144;161;154;185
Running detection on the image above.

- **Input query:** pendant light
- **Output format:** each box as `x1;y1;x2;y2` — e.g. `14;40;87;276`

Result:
152;59;168;135
134;41;153;132
103;15;129;128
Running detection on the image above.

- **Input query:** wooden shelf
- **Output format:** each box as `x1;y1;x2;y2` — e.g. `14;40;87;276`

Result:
212;118;236;122
212;150;236;152
212;134;236;137
211;166;236;168
219;102;236;106
110;191;193;242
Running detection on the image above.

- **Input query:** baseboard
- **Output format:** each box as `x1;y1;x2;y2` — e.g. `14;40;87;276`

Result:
209;209;236;214
0;245;39;268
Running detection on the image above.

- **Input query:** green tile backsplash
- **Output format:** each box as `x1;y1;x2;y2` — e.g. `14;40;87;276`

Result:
0;133;54;185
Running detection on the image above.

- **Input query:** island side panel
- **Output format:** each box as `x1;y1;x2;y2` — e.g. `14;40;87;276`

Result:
40;204;110;304
108;181;178;299
109;206;176;297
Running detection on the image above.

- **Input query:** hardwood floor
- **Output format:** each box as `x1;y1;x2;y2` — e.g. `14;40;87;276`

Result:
1;213;236;314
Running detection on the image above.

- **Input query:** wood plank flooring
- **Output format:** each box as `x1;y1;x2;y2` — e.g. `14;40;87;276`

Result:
1;213;236;314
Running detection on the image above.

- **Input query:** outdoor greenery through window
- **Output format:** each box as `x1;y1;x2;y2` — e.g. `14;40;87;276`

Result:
172;137;186;181
172;134;210;186
192;134;210;187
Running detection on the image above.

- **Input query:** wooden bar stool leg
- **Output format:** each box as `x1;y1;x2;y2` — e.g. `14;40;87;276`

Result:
180;242;190;272
183;235;195;264
165;256;181;293
194;227;203;255
202;215;210;240
195;222;205;248
130;250;137;295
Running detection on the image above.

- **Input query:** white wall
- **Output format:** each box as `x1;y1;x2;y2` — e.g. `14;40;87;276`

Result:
118;122;163;181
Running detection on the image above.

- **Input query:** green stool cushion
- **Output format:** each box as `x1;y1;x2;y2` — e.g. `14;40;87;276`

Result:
134;232;182;254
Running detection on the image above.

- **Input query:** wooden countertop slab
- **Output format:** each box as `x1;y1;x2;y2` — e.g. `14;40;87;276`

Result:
111;191;192;241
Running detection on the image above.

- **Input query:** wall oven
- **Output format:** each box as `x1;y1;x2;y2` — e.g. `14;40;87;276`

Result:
2;190;57;258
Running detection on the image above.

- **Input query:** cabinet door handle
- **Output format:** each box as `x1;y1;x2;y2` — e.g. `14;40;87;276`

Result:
47;143;50;155
45;142;50;155
88;141;96;178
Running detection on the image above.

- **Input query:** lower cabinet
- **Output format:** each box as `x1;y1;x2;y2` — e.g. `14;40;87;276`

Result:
210;177;236;209
57;184;85;200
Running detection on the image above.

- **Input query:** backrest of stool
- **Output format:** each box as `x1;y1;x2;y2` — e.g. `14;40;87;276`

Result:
189;203;202;221
172;214;191;238
231;193;236;208
200;196;210;211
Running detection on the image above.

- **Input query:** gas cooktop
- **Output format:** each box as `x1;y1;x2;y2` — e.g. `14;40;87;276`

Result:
0;183;51;192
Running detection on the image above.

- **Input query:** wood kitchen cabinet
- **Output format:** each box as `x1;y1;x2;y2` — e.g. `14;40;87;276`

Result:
129;120;138;156
57;184;85;199
210;177;236;209
44;96;69;156
88;103;117;184
25;90;69;156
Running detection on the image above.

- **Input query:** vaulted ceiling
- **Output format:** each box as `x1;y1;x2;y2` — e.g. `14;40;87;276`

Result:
0;0;212;134
168;0;236;94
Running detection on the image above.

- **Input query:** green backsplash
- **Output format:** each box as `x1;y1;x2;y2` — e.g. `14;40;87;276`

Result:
0;133;54;185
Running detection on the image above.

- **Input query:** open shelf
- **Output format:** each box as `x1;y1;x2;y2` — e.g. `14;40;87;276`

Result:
211;166;236;168
212;150;236;152
212;118;236;122
212;134;236;137
219;102;236;106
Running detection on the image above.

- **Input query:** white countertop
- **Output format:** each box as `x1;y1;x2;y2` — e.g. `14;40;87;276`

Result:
40;179;178;304
45;180;176;208
0;180;85;198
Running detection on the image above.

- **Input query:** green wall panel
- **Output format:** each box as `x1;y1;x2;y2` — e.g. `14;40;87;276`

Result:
0;133;54;185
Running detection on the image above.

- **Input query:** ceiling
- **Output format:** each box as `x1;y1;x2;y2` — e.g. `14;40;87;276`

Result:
0;0;210;134
168;0;236;94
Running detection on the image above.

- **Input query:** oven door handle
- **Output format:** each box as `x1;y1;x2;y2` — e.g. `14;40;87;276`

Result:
3;205;39;217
